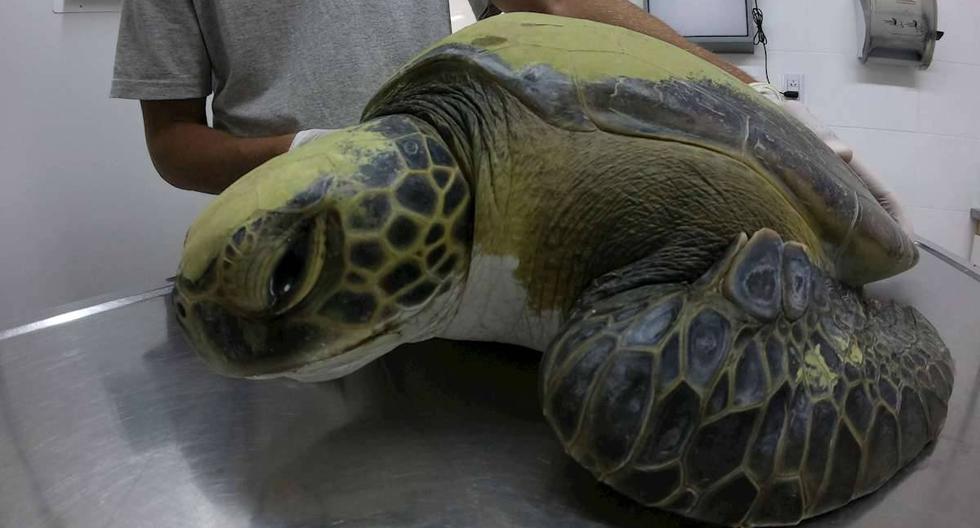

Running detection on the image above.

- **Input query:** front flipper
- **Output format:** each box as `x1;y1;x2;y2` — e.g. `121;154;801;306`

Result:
541;229;953;527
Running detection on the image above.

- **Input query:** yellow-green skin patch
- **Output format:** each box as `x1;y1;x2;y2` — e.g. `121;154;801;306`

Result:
845;341;864;366
798;344;841;394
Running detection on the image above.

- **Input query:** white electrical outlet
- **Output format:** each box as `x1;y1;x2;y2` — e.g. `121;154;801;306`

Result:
784;73;805;100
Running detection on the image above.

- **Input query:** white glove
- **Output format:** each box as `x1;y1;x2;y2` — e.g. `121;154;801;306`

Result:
289;128;337;151
750;83;912;235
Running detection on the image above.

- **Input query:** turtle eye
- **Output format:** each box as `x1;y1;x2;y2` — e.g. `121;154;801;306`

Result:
268;221;317;313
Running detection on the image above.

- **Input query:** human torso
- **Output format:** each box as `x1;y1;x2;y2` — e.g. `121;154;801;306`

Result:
192;0;452;136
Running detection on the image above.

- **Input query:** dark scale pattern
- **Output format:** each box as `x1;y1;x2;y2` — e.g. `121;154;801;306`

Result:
547;337;616;442
348;194;391;230
636;382;700;466
834;380;847;405
534;226;952;526
624;296;681;346
395;174;437;216
443;177;468;215
781;243;812;321
685;309;731;389
359;151;402;188
734;341;767;406
814;426;860;514
781;388;811;474
350;241;384;271
859;408;900;495
549;320;606;376
657;334;681;388
364;114;418;136
766;335;786;381
752;479;804;525
397;281;437;307
386;216;420;248
380;262;422;294
426;245;447;267
232;226;247;246
426;137;455;166
706;373;729;417
811;332;842;372
846;385;874;434
610;465;681;506
395;135;429;170
320;290;377;324
611;303;645;323
725;230;783;321
927;365;947;397
864;359;878;381
435;254;459;277
425;224;445;245
665;489;696;512
696;474;758;525
432;167;453;188
922;390;948;437
898;388;929;465
586;352;654;469
287;176;333;208
687;409;760;486
791;323;805;345
879;378;899;409
787;345;801;380
802;401;838;501
747;383;790;481
451;214;471;244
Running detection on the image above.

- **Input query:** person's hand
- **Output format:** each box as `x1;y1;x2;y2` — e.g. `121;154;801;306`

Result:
750;84;912;235
289;129;337;151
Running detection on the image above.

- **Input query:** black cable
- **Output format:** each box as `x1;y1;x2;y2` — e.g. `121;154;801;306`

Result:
752;0;770;84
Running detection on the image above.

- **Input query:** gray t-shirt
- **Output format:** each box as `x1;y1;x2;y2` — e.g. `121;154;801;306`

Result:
111;0;490;137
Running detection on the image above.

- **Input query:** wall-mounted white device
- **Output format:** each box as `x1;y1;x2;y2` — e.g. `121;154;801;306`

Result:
856;0;942;68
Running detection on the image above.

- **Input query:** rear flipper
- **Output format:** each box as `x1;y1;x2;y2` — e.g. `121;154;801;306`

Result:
541;229;954;527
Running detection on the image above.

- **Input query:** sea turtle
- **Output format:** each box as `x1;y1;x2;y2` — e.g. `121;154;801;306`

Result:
172;13;953;527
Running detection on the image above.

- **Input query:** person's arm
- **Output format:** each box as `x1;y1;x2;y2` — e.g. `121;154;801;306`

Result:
140;99;294;194
487;0;755;83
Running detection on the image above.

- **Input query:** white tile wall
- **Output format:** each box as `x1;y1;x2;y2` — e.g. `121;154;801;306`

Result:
725;0;980;258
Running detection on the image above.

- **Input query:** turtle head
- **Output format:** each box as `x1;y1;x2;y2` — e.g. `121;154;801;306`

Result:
173;116;473;381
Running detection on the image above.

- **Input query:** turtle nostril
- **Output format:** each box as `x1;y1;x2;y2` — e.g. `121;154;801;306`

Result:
176;302;187;318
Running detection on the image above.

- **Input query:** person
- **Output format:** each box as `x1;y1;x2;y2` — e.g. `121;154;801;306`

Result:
111;0;908;233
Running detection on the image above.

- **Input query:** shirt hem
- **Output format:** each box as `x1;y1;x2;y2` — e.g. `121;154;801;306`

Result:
110;78;211;100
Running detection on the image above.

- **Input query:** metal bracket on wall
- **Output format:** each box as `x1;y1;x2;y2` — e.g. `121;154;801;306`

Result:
53;0;121;13
857;0;941;69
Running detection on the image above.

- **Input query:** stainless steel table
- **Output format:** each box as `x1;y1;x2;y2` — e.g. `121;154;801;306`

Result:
2;243;978;528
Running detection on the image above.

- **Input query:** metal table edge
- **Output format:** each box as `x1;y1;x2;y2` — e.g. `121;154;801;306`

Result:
0;283;174;342
915;237;980;283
